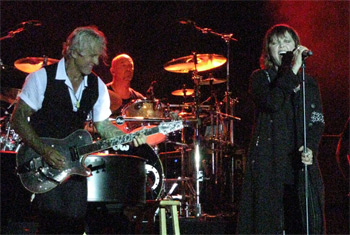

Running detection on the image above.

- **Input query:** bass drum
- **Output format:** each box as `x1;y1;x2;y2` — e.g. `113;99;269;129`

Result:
115;144;164;200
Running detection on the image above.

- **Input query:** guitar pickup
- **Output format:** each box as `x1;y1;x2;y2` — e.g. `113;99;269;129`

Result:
69;146;80;161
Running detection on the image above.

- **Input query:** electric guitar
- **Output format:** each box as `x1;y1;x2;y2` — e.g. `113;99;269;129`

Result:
16;120;183;194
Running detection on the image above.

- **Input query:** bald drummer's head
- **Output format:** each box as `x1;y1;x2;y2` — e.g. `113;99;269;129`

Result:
110;54;134;84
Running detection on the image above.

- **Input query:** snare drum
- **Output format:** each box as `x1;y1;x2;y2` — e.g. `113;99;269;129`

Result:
122;99;165;119
121;99;167;146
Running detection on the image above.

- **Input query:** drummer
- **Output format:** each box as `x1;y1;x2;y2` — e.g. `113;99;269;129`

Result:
106;54;144;117
107;53;167;146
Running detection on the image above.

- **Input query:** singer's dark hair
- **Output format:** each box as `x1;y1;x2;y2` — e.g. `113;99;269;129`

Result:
260;24;300;70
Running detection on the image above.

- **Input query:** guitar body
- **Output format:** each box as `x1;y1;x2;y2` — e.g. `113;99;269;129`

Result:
16;129;93;194
15;120;184;194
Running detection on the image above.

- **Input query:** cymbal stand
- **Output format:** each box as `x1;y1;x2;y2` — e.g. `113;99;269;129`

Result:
190;23;239;207
191;52;204;217
204;80;222;184
179;85;196;218
189;22;238;145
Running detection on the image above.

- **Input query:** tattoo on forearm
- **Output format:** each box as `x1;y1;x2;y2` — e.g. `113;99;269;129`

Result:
95;119;124;139
10;99;48;155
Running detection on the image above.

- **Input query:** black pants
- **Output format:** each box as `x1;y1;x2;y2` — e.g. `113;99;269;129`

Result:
34;176;87;234
283;184;303;234
36;214;86;234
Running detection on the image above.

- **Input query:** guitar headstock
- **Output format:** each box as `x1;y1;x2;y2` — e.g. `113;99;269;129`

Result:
159;121;184;135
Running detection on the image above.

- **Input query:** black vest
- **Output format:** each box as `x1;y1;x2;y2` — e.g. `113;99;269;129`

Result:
30;63;99;138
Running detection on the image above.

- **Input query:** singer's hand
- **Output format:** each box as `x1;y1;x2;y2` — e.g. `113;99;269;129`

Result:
292;45;309;74
299;146;313;165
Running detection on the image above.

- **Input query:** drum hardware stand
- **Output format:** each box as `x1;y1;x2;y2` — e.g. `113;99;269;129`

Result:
186;21;238;145
166;56;203;217
205;80;223;185
162;140;196;217
191;23;239;209
1;99;21;151
191;52;204;217
179;127;189;216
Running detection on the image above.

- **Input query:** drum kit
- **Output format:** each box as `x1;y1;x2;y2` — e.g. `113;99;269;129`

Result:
116;52;242;217
0;57;56;152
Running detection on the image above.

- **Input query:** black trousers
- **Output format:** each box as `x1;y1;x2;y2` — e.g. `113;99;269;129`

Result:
34;176;87;234
283;184;303;234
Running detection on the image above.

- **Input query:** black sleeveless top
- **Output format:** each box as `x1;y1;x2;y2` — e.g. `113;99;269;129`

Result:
107;85;144;117
30;63;99;138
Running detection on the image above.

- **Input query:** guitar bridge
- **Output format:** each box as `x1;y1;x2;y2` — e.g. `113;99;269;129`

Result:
38;167;60;184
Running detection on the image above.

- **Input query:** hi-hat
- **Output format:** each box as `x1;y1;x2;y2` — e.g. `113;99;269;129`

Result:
164;54;226;73
200;78;226;85
171;89;194;96
14;57;59;73
0;88;21;104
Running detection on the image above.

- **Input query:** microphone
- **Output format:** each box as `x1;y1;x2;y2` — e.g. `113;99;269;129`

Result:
21;20;42;27
302;50;313;58
279;50;313;58
179;19;196;25
146;81;157;99
280;51;294;67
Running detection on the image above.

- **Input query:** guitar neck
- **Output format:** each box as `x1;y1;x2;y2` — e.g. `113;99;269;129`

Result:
78;126;160;155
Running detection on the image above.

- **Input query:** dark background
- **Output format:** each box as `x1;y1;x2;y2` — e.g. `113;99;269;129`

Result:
1;1;349;233
1;1;348;135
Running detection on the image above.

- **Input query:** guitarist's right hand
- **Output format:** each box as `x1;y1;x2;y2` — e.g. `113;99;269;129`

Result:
42;146;66;170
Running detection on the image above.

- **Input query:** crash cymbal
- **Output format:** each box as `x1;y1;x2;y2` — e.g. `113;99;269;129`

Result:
200;78;226;85
14;57;59;73
164;54;226;73
171;89;194;96
0;88;21;103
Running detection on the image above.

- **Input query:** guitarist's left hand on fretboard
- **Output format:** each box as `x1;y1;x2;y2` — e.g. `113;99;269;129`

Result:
132;133;147;147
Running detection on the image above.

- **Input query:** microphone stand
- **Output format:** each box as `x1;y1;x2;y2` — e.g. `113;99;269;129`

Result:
301;60;310;235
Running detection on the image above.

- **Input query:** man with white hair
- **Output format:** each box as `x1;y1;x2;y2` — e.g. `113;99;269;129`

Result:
11;26;146;234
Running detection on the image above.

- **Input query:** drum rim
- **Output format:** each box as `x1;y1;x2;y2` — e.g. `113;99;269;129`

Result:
121;98;166;117
87;153;146;161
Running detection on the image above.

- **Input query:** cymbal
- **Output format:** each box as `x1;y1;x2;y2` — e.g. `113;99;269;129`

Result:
164;54;227;73
200;78;226;85
171;89;194;96
14;57;59;73
0;88;21;103
179;112;208;119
